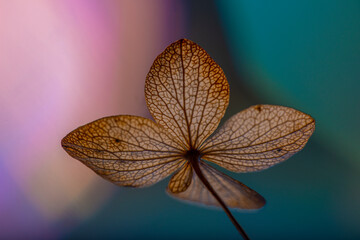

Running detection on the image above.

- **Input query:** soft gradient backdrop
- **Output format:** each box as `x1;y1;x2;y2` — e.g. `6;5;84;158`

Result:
1;0;359;239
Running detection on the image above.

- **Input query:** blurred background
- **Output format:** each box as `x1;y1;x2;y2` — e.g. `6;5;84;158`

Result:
1;0;359;239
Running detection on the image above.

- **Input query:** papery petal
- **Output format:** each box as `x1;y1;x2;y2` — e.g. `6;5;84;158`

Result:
168;161;192;193
145;39;229;149
62;115;184;187
167;161;265;209
201;105;315;172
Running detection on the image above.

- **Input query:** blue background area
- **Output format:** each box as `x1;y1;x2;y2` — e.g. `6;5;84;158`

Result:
65;1;360;239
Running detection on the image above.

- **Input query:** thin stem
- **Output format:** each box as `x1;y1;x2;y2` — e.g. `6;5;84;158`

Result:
188;156;250;240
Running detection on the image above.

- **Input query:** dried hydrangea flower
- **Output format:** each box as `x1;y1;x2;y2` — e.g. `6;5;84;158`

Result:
62;39;315;239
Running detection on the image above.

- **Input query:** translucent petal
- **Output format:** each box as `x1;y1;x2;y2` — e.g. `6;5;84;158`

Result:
167;161;265;209
168;161;192;193
200;105;315;172
145;39;229;149
61;115;185;187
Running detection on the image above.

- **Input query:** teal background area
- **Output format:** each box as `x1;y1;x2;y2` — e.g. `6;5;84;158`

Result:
66;1;360;239
216;0;360;168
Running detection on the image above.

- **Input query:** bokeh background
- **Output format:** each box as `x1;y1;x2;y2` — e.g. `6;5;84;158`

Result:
1;0;359;239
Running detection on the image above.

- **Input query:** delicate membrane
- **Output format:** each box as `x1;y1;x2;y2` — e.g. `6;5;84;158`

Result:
200;105;315;172
167;161;265;209
145;39;229;149
168;161;192;193
61;115;184;187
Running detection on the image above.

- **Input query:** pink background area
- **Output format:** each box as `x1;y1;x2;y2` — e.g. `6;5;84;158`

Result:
0;1;185;237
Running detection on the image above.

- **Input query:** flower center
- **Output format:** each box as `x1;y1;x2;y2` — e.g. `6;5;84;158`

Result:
183;148;200;162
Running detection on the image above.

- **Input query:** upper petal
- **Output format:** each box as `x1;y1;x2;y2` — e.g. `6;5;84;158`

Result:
200;105;315;172
61;115;184;187
145;39;229;149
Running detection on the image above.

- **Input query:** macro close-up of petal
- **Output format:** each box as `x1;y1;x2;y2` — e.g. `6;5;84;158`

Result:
62;115;185;187
145;39;229;149
167;161;265;209
201;105;315;173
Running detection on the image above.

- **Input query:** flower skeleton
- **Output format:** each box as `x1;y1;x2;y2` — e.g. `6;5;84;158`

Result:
62;39;315;239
